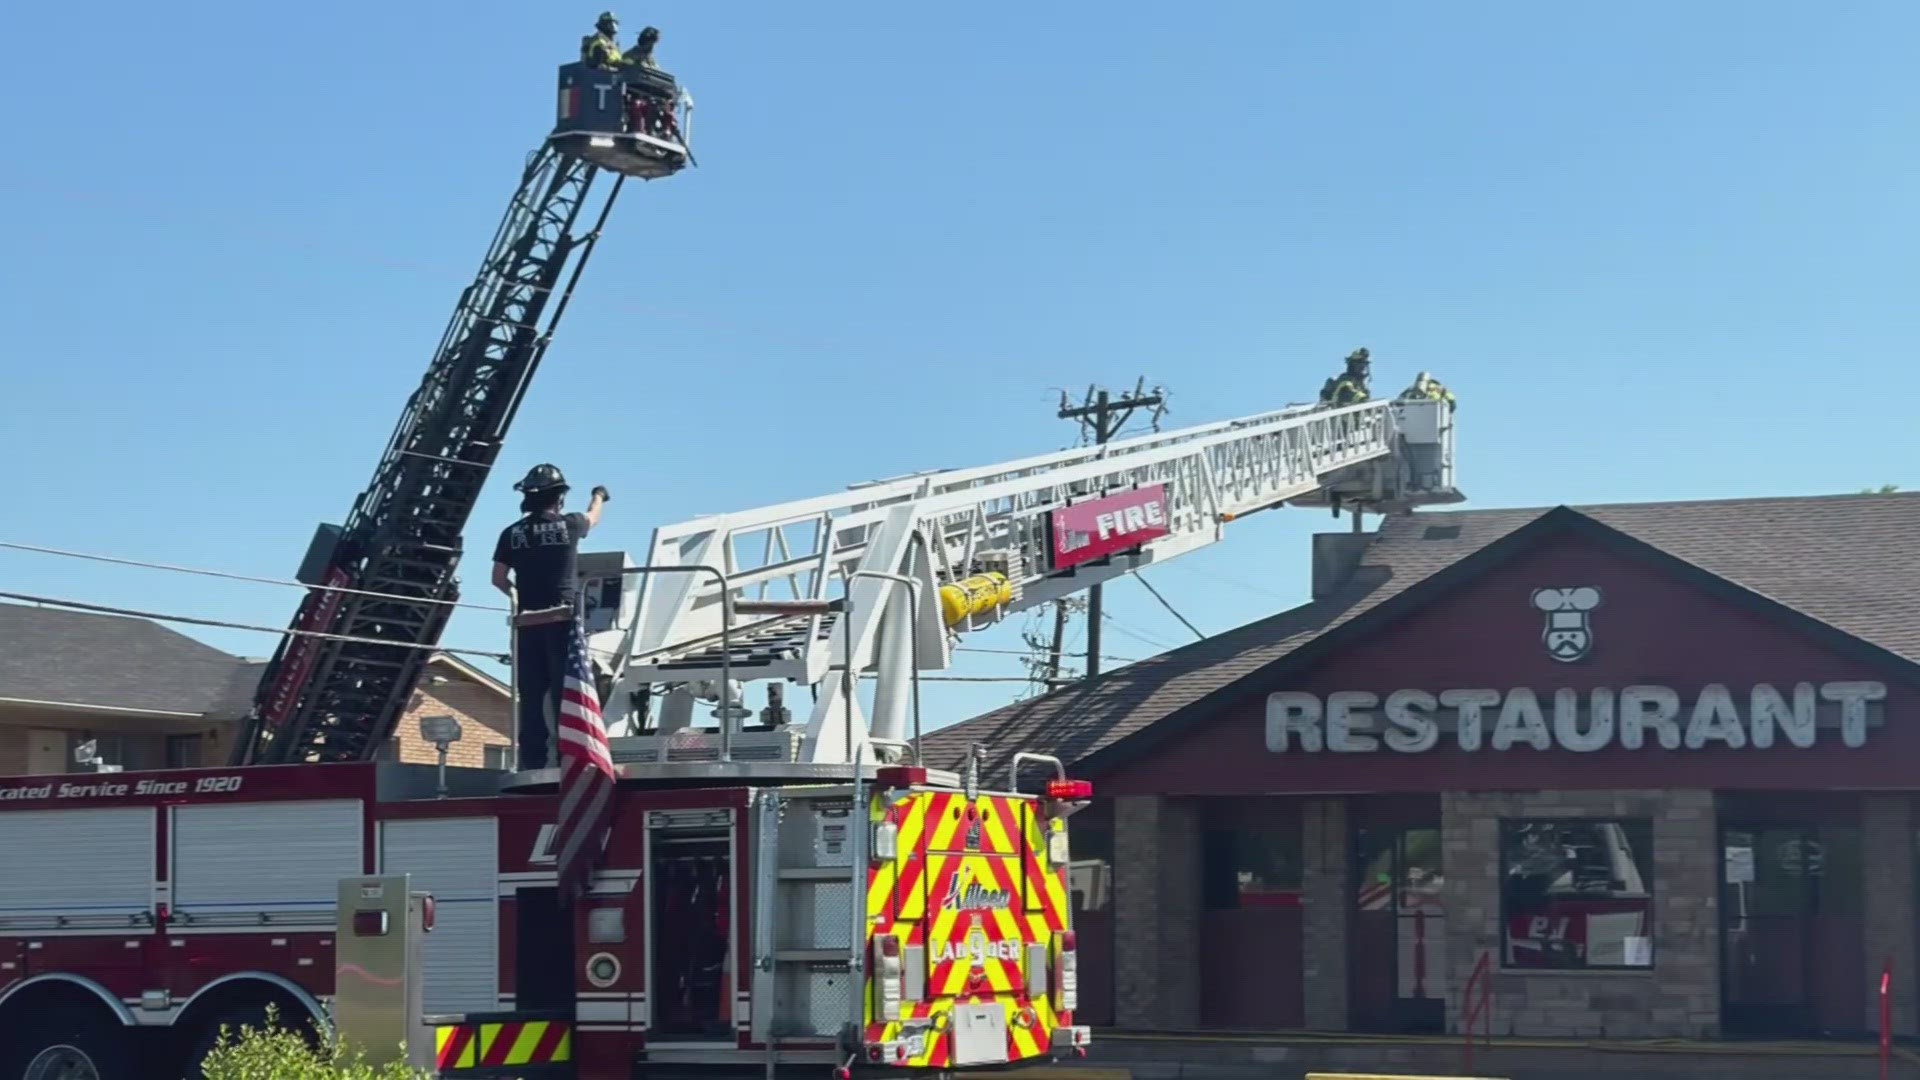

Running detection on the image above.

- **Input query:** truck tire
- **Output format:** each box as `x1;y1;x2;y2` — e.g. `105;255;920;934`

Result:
0;1012;132;1080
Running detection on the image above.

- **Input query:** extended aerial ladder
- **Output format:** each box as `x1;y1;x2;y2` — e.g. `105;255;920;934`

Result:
572;392;1460;767
234;58;693;765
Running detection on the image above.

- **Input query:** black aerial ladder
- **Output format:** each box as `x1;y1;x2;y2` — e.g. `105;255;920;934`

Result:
234;58;692;765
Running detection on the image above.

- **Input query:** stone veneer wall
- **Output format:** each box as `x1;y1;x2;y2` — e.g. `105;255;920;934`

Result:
1113;795;1201;1028
1301;797;1350;1030
1863;795;1918;1036
1441;789;1720;1038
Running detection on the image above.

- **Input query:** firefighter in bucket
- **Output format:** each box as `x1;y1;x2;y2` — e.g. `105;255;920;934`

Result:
491;464;610;770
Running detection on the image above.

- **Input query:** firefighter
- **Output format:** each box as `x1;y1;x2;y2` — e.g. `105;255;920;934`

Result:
581;11;624;68
626;25;661;69
622;26;679;140
491;464;610;771
1400;370;1456;406
1319;348;1372;407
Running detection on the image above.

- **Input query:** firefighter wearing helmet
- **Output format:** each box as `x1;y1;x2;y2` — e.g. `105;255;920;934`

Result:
491;464;610;770
581;11;625;68
1319;347;1373;407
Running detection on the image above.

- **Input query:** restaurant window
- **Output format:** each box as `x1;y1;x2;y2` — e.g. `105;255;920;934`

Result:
1500;819;1654;970
1202;826;1303;910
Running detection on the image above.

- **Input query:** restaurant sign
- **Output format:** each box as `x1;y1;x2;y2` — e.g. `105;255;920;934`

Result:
1266;681;1886;754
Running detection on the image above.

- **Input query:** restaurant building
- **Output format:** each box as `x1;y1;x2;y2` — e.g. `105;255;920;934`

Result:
924;492;1920;1039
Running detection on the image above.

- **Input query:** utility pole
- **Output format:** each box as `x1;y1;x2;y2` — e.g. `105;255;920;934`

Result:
1056;379;1166;678
1045;601;1069;684
1021;596;1083;699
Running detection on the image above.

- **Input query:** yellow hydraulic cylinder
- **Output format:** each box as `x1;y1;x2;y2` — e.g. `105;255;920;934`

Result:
939;572;1013;627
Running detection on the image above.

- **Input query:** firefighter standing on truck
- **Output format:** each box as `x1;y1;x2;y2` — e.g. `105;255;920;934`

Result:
492;464;609;771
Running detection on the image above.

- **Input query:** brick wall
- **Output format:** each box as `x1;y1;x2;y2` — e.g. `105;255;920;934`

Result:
1301;797;1350;1030
1441;789;1719;1038
1863;795;1917;1035
392;674;513;768
1113;795;1201;1029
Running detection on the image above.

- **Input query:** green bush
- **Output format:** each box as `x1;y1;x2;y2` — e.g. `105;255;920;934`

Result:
197;1007;428;1080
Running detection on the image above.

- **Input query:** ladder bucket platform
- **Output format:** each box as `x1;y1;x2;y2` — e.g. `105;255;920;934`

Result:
1287;397;1463;512
548;130;689;180
553;61;692;180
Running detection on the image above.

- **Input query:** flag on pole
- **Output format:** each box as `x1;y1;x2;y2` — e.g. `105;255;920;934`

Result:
555;617;617;900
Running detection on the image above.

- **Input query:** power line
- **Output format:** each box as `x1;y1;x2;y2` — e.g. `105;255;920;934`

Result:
956;645;1139;663
0;540;510;613
1160;558;1298;603
1101;614;1178;653
0;591;509;663
1134;573;1206;640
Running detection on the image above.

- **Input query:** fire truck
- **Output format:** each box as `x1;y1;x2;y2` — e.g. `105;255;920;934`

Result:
0;385;1458;1080
0;34;1465;1080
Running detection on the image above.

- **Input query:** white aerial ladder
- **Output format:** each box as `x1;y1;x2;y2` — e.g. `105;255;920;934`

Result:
573;393;1459;768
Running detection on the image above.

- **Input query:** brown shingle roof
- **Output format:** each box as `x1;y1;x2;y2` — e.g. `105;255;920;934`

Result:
921;492;1920;774
0;602;253;716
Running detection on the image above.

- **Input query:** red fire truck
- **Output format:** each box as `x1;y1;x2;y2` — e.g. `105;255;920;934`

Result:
0;755;1094;1079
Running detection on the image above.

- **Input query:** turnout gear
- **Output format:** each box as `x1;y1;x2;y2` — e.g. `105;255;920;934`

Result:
627;25;661;69
1321;376;1370;406
1319;347;1373;407
1401;371;1456;405
582;13;624;68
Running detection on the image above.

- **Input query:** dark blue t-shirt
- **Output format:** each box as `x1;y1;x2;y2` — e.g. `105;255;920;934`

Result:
493;511;591;610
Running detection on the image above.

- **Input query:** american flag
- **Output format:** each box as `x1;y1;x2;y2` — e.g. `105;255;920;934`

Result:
555;618;617;900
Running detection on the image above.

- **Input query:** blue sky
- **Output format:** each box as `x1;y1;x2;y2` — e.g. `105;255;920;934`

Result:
1;1;1915;726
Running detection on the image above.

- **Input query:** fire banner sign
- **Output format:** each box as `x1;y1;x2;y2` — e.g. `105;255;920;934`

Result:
1050;485;1171;571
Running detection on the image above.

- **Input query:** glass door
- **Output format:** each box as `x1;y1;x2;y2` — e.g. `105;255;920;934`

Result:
1350;825;1445;1033
1721;825;1864;1037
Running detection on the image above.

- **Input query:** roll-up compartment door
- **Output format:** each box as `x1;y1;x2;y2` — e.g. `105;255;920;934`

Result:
171;799;363;924
381;816;499;1014
0;807;153;924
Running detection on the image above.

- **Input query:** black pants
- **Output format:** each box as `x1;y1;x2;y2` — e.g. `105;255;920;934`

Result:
514;622;571;770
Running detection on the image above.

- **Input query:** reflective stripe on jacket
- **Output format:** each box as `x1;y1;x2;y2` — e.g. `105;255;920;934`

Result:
581;33;624;67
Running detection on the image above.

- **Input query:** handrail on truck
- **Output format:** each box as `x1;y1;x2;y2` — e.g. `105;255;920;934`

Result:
1008;751;1066;793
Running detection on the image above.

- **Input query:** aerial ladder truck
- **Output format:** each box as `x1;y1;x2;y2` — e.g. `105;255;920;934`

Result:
0;35;1465;1080
0;388;1456;1079
230;50;693;767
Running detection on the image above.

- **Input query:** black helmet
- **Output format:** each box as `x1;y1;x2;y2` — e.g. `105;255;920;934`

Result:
513;463;569;494
1346;347;1370;366
596;10;619;32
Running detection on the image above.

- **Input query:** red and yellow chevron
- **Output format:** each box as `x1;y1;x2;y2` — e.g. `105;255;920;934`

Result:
434;1016;572;1072
862;788;1077;1069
